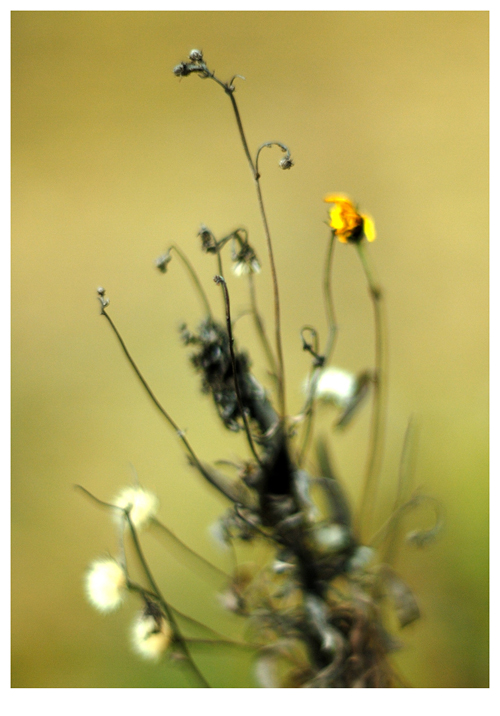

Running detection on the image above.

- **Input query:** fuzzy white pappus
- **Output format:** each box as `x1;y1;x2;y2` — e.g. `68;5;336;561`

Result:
113;485;159;530
304;367;357;408
130;612;172;660
85;557;127;613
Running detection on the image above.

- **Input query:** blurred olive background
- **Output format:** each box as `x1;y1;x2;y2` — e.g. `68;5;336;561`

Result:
11;11;488;687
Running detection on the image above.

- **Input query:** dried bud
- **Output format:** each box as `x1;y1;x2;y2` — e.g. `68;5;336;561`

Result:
173;62;191;77
189;49;203;62
231;242;261;276
131;604;172;661
97;287;110;311
113;485;159;531
197;224;217;253
279;156;294;170
155;250;172;273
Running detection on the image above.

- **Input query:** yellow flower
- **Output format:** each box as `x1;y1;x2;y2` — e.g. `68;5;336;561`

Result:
324;194;376;243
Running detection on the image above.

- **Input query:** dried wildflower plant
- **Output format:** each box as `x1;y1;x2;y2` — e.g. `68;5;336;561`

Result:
79;50;442;688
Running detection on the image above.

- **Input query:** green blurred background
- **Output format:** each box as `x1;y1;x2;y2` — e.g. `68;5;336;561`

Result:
11;11;488;687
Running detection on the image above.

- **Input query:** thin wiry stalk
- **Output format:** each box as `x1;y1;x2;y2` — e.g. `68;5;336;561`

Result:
168;244;212;318
248;270;279;379
206;71;286;419
298;232;338;466
214;275;263;466
354;241;386;541
124;511;211;687
100;307;232;501
76;485;210;686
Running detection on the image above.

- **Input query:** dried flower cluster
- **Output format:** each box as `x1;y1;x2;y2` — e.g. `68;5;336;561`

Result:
81;50;440;687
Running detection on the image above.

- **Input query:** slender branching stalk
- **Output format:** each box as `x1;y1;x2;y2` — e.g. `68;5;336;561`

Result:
202;66;287;420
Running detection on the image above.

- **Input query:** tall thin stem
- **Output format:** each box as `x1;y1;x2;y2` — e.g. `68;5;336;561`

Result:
298;232;338;465
216;78;286;418
354;242;386;541
248;271;279;379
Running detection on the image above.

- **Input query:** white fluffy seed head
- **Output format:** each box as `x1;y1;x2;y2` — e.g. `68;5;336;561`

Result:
113;485;159;530
130;612;173;661
304;367;357;409
84;557;127;613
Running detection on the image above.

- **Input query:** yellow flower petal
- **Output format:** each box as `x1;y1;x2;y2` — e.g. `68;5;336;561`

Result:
324;193;351;204
362;215;376;242
324;193;376;243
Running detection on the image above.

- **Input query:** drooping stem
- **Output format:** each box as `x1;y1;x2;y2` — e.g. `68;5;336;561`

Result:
354;241;386;541
168;244;212;318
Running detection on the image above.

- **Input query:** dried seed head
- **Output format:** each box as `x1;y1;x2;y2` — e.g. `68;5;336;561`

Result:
113;485;159;531
189;49;203;62
130;607;172;661
231;242;261;277
155;250;172;273
84;557;127;613
197;224;218;253
173;62;192;77
279;156;294;170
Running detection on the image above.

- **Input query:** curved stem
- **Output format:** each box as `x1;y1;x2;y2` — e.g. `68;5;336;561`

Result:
168;245;212;318
255;141;291;178
354;242;386;541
